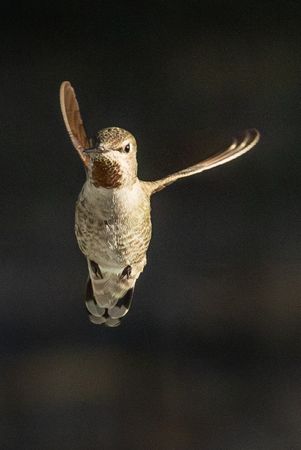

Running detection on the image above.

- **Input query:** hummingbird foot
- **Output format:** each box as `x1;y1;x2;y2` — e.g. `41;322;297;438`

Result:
120;265;132;280
89;260;103;278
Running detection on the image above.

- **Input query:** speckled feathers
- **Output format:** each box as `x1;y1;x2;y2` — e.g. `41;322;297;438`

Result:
59;81;260;327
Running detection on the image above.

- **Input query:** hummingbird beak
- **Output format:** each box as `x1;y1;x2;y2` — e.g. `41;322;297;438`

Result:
84;144;107;155
83;146;98;154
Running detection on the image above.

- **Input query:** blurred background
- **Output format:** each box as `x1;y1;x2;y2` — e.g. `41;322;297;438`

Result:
0;1;300;448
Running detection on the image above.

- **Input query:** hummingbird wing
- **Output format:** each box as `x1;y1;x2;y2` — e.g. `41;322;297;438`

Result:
60;81;91;167
144;129;260;194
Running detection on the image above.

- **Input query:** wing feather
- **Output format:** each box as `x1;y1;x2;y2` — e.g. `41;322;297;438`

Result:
144;129;260;194
59;81;90;166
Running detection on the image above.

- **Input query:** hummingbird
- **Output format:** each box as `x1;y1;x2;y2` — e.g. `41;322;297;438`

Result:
59;81;260;327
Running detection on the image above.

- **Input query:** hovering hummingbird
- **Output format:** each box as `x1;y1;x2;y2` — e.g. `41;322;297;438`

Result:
59;81;260;327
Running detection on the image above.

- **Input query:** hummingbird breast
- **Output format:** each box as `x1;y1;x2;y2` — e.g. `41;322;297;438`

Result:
75;180;152;272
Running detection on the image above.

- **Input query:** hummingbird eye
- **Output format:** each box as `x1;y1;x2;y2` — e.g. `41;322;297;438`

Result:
124;143;131;153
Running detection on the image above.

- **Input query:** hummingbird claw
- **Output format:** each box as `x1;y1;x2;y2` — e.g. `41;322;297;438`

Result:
120;265;132;280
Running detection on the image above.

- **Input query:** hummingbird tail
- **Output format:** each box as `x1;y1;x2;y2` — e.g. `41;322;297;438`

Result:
85;277;134;327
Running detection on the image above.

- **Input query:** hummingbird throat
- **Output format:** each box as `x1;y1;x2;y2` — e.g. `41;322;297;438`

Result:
91;158;123;188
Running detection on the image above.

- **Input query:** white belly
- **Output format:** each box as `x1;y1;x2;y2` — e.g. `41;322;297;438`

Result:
75;180;152;272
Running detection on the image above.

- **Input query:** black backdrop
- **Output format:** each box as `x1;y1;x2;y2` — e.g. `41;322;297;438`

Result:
1;1;300;449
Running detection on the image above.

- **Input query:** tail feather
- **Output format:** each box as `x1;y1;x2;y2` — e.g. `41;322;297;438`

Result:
87;260;133;308
85;277;134;327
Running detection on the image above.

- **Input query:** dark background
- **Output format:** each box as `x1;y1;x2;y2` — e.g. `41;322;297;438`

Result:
1;1;300;449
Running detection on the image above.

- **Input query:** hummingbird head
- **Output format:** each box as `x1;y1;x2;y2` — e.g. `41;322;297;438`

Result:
84;127;138;188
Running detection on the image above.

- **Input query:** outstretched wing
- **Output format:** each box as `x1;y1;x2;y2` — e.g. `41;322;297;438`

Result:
59;81;91;167
144;129;260;194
